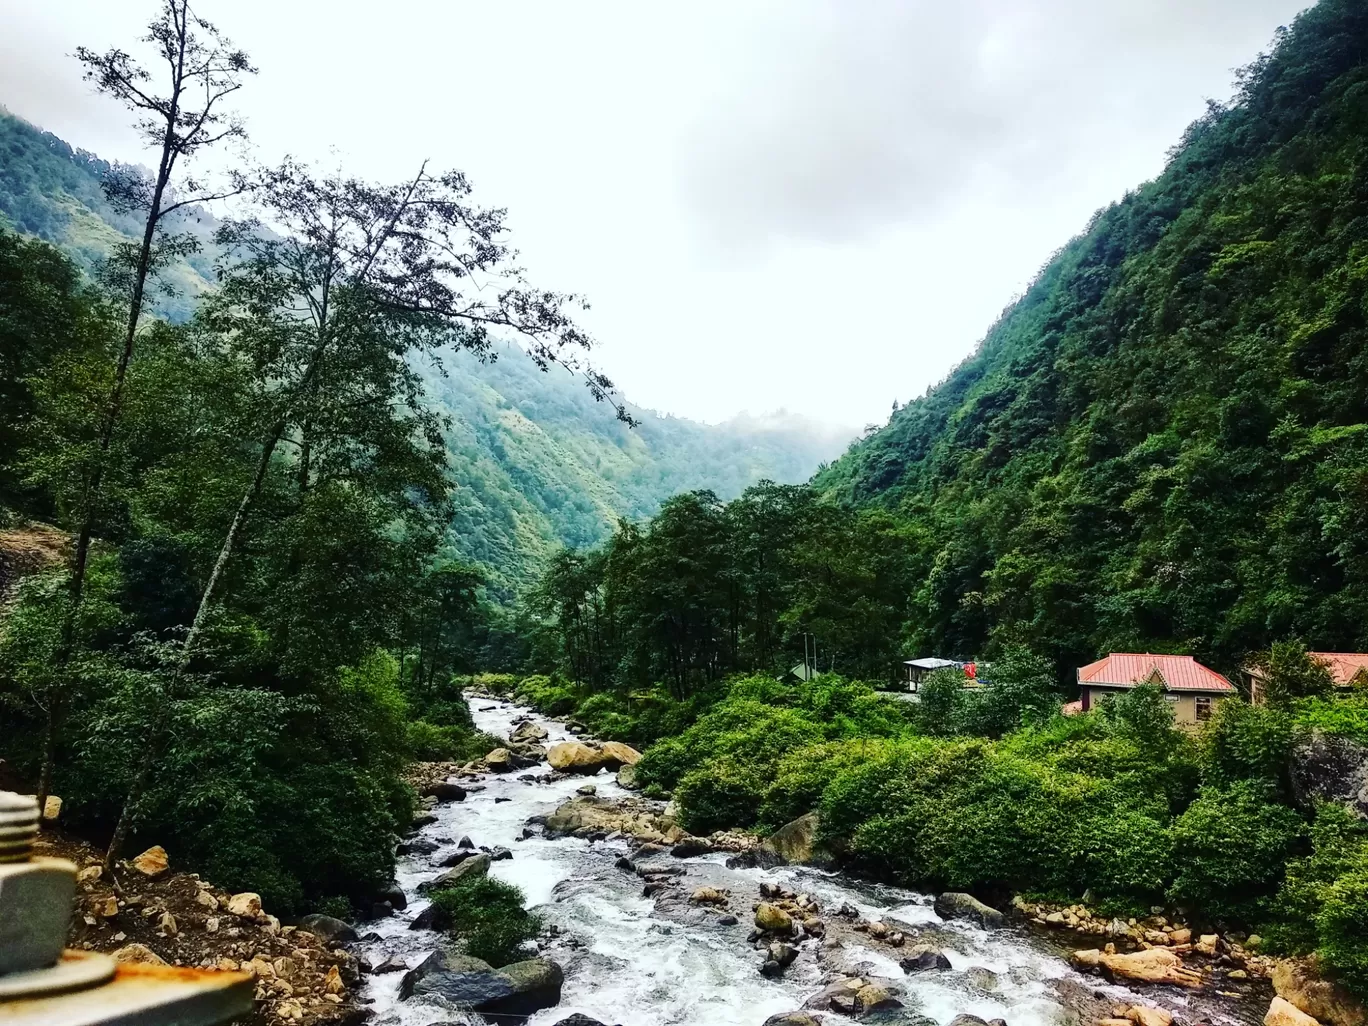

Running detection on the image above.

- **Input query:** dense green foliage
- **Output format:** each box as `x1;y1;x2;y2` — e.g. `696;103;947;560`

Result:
429;876;542;967
813;0;1368;677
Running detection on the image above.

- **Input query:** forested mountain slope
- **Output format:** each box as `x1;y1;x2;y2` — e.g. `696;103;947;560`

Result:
816;0;1368;674
0;108;849;595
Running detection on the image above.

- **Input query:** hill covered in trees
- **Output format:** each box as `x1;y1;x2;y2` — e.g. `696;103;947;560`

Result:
814;0;1368;676
0;107;850;596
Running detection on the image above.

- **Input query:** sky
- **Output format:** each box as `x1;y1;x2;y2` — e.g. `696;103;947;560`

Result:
1;0;1312;431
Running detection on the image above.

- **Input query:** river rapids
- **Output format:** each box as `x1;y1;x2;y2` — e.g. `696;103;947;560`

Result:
355;698;1258;1026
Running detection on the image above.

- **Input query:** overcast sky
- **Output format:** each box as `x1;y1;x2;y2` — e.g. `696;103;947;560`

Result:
2;0;1310;430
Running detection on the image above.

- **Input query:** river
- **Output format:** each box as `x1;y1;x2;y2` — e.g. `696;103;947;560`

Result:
356;698;1252;1026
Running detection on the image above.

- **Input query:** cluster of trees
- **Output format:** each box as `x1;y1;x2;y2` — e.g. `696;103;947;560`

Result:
816;0;1368;677
0;0;599;910
527;484;920;697
489;652;1368;996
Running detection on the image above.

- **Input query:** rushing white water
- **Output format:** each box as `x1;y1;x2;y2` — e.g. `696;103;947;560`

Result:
356;699;1252;1026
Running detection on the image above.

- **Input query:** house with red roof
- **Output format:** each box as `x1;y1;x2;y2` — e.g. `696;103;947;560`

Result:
1245;653;1368;705
1076;653;1236;726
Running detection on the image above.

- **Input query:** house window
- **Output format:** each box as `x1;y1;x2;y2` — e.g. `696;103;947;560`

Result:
1195;697;1213;722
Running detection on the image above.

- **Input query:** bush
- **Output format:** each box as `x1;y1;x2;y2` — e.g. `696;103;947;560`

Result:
673;757;766;834
429;877;542;967
1167;781;1306;922
1269;802;1368;953
514;674;579;716
1201;699;1299;793
1318;850;1368;994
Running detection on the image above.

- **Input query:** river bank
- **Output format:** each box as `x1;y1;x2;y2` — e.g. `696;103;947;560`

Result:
353;696;1282;1026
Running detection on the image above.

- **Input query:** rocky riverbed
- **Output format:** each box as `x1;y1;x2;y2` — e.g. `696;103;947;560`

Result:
352;697;1299;1026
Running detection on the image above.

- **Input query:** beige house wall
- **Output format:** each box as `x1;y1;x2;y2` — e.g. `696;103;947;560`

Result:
1084;686;1226;726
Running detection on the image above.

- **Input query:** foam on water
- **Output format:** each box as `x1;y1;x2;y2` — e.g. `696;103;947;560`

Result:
357;699;1251;1026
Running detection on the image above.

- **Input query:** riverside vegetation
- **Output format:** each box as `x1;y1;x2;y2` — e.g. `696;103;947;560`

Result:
2;0;1368;1022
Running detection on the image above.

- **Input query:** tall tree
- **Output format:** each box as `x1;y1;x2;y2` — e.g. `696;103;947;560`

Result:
103;161;622;867
39;0;254;818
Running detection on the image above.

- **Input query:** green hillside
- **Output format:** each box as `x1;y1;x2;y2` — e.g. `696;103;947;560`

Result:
0;108;849;595
815;0;1368;673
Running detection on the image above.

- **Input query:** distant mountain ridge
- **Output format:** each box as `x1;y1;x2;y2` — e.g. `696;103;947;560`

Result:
0;107;853;595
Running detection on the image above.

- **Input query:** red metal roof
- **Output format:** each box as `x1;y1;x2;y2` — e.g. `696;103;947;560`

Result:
1309;653;1368;687
1077;653;1235;693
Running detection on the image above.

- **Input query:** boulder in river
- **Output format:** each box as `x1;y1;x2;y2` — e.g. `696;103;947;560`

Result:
755;902;794;933
400;948;563;1016
900;946;952;973
1273;961;1367;1026
1267;997;1325;1026
485;748;515;772
616;764;641;790
764;1015;822;1026
298;914;357;943
1071;947;1202;988
376;880;407;911
510;720;550;744
420;853;491;892
554;1017;620;1026
423;780;467;802
934;892;1006;928
760;811;827;867
600;741;642;767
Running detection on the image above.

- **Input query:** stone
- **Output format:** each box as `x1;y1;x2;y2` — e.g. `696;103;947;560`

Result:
600;741;642;768
299;914;358;943
547;741;609;773
459;836;475;848
617;764;641;790
43;795;61;821
423;853;491;892
671;837;712;858
855;983;902;1012
373;955;408;973
759;960;784;978
1169;928;1192;945
553;1017;618;1026
762;811;824;866
510;721;550;744
763;1014;822;1026
324;965;345;995
377;880;407;911
1072;947;1203;988
577;784;597;796
755;902;794;933
719;915;738;926
803;977;865;1010
402;951;564;1018
112;943;167;965
130;845;169;877
397;838;439;856
424;781;468;802
1273;960;1368;1026
769;941;799;967
949;1016;992;1026
900;947;953;973
485;748;514;772
157;911;177;936
934;892;1006;928
1290;732;1368;820
1268;997;1325;1026
1196;933;1220;955
226;892;263;918
1124;1005;1175;1026
691;887;728;905
0;856;78;974
490;846;513;862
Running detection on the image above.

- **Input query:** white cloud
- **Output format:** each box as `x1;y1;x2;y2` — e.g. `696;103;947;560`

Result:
0;0;1311;428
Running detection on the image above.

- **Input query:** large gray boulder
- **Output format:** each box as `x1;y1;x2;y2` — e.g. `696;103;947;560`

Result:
933;893;1005;929
298;914;357;942
1291;731;1368;819
400;949;563;1017
761;811;827;866
419;853;491;893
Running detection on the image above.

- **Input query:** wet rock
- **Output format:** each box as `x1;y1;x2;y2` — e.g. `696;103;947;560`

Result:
671;837;712;858
490;846;513;862
408;904;442;931
421;853;491;892
439;849;480;867
949;1016;992;1026
768;942;798;968
376;880;407;911
691;887;728;905
617;764;640;790
423;781;468;802
614;856;636;873
601;741;642;767
719;915;739;926
803;977;865;1010
577;784;598;796
755;903;794;933
400;949;563;1016
548;741;608;773
761;811;826;866
763;1014;822;1026
934;892;1005;928
725;848;785;870
411;813;439;829
485;748;515;772
373;955;408;974
299;914;358;943
1122;1005;1174;1026
1071;947;1202;988
553;1017;620;1026
900;947;952;973
510;721;550;744
760;960;784;978
855;982;902;1012
459;836;475;849
397;838;439;856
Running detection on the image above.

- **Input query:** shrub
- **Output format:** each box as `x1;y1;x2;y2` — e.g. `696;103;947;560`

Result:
1201;699;1299;793
1318;850;1368;994
1269;802;1368;953
429;877;542;967
514;674;578;716
1167;781;1306;922
674;757;766;834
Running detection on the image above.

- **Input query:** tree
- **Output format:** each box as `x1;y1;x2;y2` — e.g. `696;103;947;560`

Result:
1248;642;1335;709
41;0;255;819
102;160;619;867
